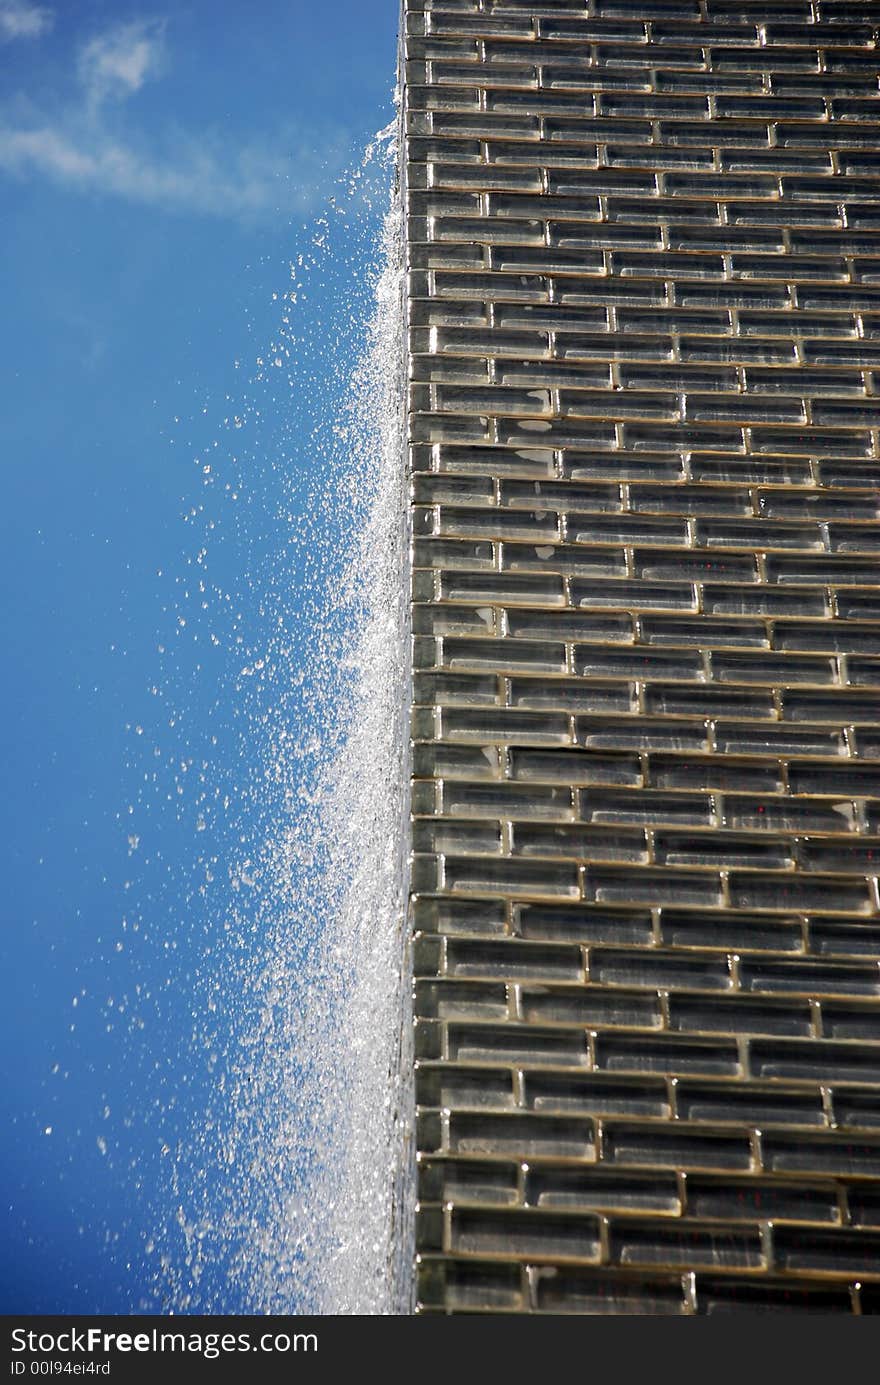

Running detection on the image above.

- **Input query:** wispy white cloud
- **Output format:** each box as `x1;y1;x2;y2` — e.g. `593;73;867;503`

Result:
0;14;363;223
0;121;351;222
78;19;166;106
0;0;53;41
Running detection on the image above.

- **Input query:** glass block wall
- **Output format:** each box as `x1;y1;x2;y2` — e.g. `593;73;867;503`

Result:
402;0;880;1314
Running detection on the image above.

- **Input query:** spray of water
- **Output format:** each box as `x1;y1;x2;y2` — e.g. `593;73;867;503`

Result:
112;111;414;1314
219;125;413;1316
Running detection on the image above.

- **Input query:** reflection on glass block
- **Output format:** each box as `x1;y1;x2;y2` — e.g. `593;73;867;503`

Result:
406;2;880;1314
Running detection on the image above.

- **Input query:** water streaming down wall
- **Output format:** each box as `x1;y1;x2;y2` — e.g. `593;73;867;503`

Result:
234;149;416;1315
225;146;416;1316
404;0;880;1316
116;112;416;1315
302;145;416;1315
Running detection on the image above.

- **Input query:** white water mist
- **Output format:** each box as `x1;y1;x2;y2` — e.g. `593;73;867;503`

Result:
224;130;413;1316
116;116;414;1315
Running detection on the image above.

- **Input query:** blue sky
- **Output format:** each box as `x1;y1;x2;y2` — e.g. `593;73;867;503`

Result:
1;0;399;1313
